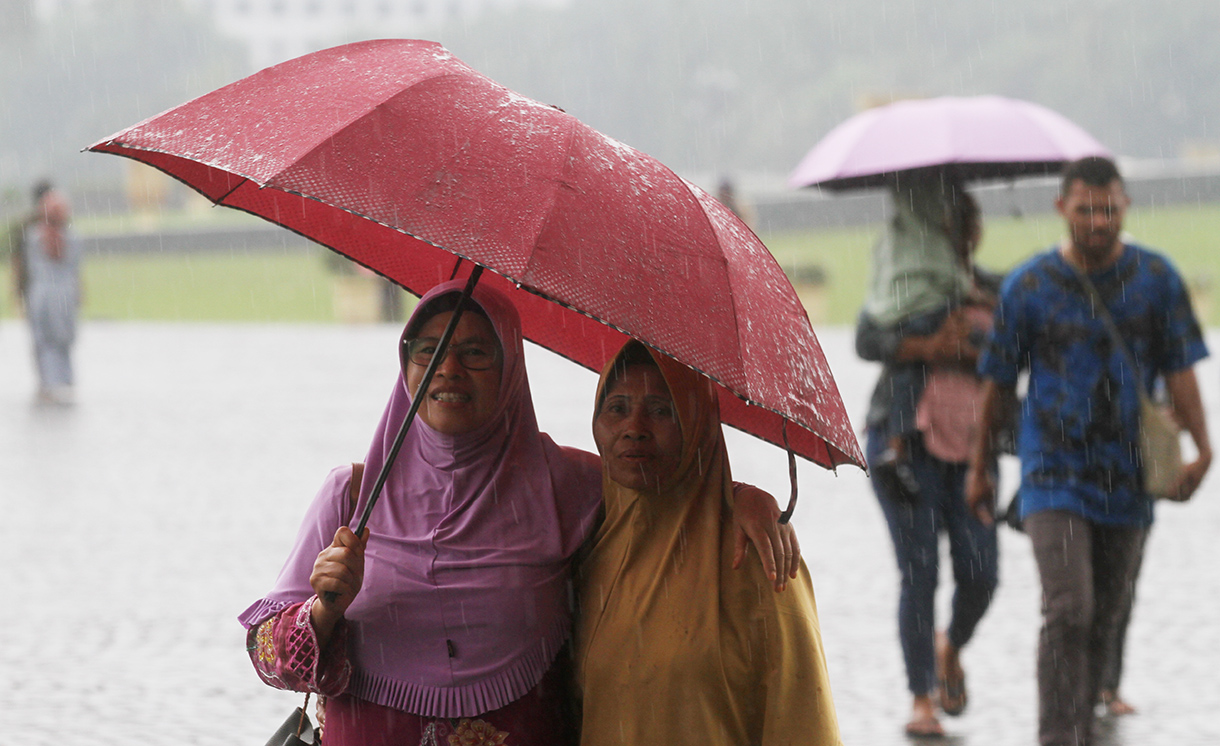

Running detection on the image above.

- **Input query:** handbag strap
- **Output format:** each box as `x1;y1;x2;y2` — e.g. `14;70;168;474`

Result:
292;463;363;739
349;462;365;519
296;692;311;737
1063;252;1150;395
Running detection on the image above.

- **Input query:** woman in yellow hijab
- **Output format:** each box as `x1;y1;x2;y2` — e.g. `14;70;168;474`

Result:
576;341;843;745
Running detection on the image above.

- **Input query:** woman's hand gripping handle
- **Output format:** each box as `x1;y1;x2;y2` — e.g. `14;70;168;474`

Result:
309;526;369;647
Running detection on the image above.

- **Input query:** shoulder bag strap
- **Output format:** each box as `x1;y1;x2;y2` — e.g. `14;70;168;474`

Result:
1064;256;1148;388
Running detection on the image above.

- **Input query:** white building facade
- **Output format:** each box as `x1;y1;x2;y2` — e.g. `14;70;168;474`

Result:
36;0;568;71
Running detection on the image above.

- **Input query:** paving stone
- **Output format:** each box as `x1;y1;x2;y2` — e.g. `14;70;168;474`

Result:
1;322;1217;745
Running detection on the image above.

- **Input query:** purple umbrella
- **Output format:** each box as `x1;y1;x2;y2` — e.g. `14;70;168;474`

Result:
788;95;1110;191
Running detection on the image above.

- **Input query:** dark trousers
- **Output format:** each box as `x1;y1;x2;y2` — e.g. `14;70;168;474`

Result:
867;429;999;696
1099;530;1148;694
1025;510;1147;746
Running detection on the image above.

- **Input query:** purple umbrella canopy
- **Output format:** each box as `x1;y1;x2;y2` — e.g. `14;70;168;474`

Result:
789;95;1110;191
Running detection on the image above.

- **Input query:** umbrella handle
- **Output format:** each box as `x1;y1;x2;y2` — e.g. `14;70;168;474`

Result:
778;423;798;524
322;267;484;604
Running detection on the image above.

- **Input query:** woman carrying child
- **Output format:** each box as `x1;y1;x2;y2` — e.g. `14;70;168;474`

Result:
856;176;1003;737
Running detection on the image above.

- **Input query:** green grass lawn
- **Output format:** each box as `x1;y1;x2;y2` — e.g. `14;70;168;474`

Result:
0;248;402;323
80;250;341;322
767;202;1220;326
2;202;1217;325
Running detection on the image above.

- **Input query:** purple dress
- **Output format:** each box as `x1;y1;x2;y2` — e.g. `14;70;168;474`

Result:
241;281;602;745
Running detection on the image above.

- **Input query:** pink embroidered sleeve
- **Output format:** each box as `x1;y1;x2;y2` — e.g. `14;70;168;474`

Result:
246;597;351;696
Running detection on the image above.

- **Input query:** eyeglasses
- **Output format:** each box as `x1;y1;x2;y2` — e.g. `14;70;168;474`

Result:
404;339;500;371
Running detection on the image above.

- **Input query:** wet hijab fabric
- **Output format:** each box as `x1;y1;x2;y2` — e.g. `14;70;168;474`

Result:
575;343;842;745
241;280;601;717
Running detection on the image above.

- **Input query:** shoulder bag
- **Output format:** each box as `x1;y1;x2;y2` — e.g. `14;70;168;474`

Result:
1069;264;1185;501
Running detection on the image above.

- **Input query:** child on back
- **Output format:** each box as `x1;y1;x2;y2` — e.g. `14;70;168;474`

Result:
863;170;991;499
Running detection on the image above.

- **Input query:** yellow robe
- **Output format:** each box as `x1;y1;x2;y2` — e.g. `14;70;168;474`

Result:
575;346;842;746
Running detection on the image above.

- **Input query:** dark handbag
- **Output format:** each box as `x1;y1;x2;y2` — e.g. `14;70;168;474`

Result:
266;695;316;746
997;490;1024;532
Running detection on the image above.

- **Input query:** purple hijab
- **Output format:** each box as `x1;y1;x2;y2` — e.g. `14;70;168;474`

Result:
240;280;601;717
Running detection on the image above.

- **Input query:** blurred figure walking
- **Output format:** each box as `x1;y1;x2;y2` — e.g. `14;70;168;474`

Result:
857;186;1001;738
715;177;755;228
20;181;81;404
968;157;1211;746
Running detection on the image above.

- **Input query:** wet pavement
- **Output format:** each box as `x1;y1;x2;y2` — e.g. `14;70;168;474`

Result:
1;320;1217;745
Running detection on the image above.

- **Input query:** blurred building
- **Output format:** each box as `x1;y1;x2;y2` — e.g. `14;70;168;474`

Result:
36;0;569;71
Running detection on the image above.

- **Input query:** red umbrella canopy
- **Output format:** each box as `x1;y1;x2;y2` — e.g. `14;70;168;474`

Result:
89;39;862;470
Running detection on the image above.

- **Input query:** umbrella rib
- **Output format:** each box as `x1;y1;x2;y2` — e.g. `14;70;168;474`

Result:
261;69;465;187
519;114;581;285
505;282;857;466
215;177;250;205
601;157;754;406
85;143;266;204
688;191;752;412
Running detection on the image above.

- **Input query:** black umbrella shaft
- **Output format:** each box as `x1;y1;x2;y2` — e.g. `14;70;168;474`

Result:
322;267;483;604
354;265;484;535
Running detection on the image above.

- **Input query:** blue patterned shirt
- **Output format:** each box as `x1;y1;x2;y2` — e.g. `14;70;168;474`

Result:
978;243;1206;526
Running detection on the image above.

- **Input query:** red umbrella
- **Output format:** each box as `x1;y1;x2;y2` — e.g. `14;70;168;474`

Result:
89;39;862;486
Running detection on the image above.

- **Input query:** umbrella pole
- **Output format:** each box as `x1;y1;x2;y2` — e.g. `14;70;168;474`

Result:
323;267;484;602
352;265;484;536
778;422;798;524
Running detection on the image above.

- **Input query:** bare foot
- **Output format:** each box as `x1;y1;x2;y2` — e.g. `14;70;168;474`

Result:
905;695;945;738
1100;689;1137;716
936;631;968;716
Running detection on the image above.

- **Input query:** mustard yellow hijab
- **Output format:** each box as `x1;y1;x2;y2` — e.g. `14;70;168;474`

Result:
575;343;842;746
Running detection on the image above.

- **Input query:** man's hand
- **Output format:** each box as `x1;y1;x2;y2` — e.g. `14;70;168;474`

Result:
1165;367;1212;503
964;380;1011;527
1171;455;1211;501
731;484;801;591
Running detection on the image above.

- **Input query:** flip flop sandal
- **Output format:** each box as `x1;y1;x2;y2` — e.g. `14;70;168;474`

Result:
904;715;945;738
939;673;968;717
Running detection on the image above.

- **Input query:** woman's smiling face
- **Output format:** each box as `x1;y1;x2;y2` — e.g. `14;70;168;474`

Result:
405;311;503;435
593;363;683;493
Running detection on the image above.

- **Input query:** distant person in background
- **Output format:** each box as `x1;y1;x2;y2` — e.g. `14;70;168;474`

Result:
716;177;755;228
21;180;81;405
968;157;1210;746
379;278;403;322
856;190;1002;738
5;216;26;307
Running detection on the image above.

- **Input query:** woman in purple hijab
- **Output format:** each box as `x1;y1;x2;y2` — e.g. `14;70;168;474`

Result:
240;280;797;745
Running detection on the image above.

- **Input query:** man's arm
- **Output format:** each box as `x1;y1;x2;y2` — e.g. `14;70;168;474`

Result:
1165;367;1212;500
965;379;1016;525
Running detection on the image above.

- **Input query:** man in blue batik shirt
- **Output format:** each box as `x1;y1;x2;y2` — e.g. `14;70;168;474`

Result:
966;157;1211;746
